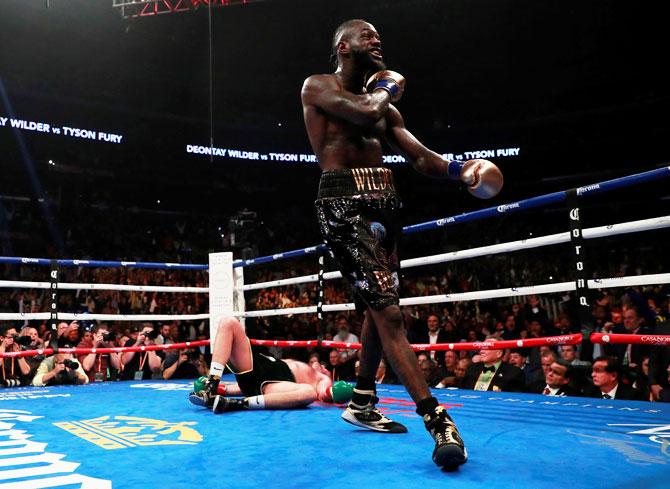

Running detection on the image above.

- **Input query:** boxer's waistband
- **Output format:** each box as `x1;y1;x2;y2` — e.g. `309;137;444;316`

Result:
317;167;396;198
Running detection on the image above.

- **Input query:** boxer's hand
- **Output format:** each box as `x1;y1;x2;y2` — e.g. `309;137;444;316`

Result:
460;159;503;199
366;70;405;102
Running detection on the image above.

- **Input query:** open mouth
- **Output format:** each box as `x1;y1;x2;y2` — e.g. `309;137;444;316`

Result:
369;48;383;59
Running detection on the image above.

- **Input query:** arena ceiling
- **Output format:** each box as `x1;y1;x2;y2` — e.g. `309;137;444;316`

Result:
0;0;668;200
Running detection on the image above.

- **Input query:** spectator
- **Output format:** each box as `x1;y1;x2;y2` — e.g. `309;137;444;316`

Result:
559;344;591;368
528;350;558;392
375;359;398;384
307;352;321;368
163;348;206;380
0;325;33;386
584;356;637;400
508;348;541;392
502;314;520;340
333;315;359;363
634;356;651;401
17;326;43;385
534;359;580;397
20;325;43;349
327;349;353;381
76;323;121;382
155;323;173;345
419;357;444;388
649;300;670;401
415;314;451;366
119;325;164;380
454;358;472;388
611;307;652;371
32;352;88;386
462;343;524;392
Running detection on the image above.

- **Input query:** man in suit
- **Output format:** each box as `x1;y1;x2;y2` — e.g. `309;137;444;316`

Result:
611;307;652;371
649;307;670;402
462;342;524;392
415;314;452;366
508;348;542;392
535;358;581;397
585;356;637;400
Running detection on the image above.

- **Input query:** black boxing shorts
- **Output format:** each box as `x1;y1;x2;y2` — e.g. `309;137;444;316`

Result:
315;167;401;312
232;350;296;397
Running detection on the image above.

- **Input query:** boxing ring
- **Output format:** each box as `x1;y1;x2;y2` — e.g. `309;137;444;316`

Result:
2;166;670;487
2;381;669;488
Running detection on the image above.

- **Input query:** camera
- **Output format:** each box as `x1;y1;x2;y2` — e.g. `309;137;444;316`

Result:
102;332;116;342
15;335;33;347
186;350;200;361
144;329;159;340
3;379;22;388
62;359;79;370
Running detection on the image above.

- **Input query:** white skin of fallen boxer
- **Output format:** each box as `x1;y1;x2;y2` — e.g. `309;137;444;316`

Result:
201;317;336;409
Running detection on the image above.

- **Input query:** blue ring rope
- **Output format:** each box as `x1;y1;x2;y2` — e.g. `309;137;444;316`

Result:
1;167;667;270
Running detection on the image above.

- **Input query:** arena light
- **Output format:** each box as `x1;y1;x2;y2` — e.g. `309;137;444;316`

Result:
112;0;268;19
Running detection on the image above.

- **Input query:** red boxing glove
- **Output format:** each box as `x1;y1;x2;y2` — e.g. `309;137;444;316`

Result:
365;70;405;102
460;159;503;199
216;384;227;396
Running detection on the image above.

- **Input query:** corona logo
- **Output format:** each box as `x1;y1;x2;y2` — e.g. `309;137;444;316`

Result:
54;416;202;450
497;203;520;213
576;183;600;195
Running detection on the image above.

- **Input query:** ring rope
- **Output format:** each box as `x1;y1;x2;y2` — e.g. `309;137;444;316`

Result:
0;257;208;270
236;272;670;318
0;334;583;359
591;333;670;346
5;333;670;360
233;166;670;268
2;167;667;272
0;312;210;321
0;280;208;293
2;272;668;322
0;339;211;359
403;166;670;234
238;215;670;292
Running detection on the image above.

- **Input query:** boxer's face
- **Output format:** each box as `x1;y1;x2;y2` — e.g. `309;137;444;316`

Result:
346;22;386;71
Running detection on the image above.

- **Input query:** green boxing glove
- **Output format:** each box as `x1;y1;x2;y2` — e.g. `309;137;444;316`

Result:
329;381;354;404
193;376;208;394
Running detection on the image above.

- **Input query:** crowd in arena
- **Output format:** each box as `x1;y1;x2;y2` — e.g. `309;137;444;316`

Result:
1;259;669;402
1;192;669;401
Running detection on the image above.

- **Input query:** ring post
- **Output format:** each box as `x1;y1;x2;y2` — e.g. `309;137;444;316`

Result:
209;252;234;340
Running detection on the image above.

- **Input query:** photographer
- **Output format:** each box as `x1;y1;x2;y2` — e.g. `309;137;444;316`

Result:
17;326;44;385
120;324;164;380
162;348;206;380
77;323;121;382
32;353;88;386
0;325;33;387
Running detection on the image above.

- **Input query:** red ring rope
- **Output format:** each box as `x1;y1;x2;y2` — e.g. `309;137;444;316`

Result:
1;334;585;358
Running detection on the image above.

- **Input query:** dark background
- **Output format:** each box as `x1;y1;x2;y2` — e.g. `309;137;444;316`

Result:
1;0;669;260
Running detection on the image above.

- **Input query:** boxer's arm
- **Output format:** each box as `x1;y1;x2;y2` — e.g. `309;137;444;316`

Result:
301;74;391;126
385;106;503;198
315;373;334;402
384;105;451;178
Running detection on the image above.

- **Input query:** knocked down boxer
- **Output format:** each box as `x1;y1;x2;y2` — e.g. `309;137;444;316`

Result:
189;317;353;413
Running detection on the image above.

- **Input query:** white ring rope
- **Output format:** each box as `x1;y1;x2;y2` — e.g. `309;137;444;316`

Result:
1;213;668;321
234;272;670;318
0;280;208;293
238;214;670;292
2;271;668;322
0;312;210;321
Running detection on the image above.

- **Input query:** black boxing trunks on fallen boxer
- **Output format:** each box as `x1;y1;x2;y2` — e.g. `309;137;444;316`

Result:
315;167;402;311
231;350;296;397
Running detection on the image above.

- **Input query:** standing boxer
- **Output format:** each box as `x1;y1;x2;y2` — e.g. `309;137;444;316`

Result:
300;19;503;470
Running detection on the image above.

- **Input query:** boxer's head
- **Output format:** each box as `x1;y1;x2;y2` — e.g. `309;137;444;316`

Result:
331;19;385;72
